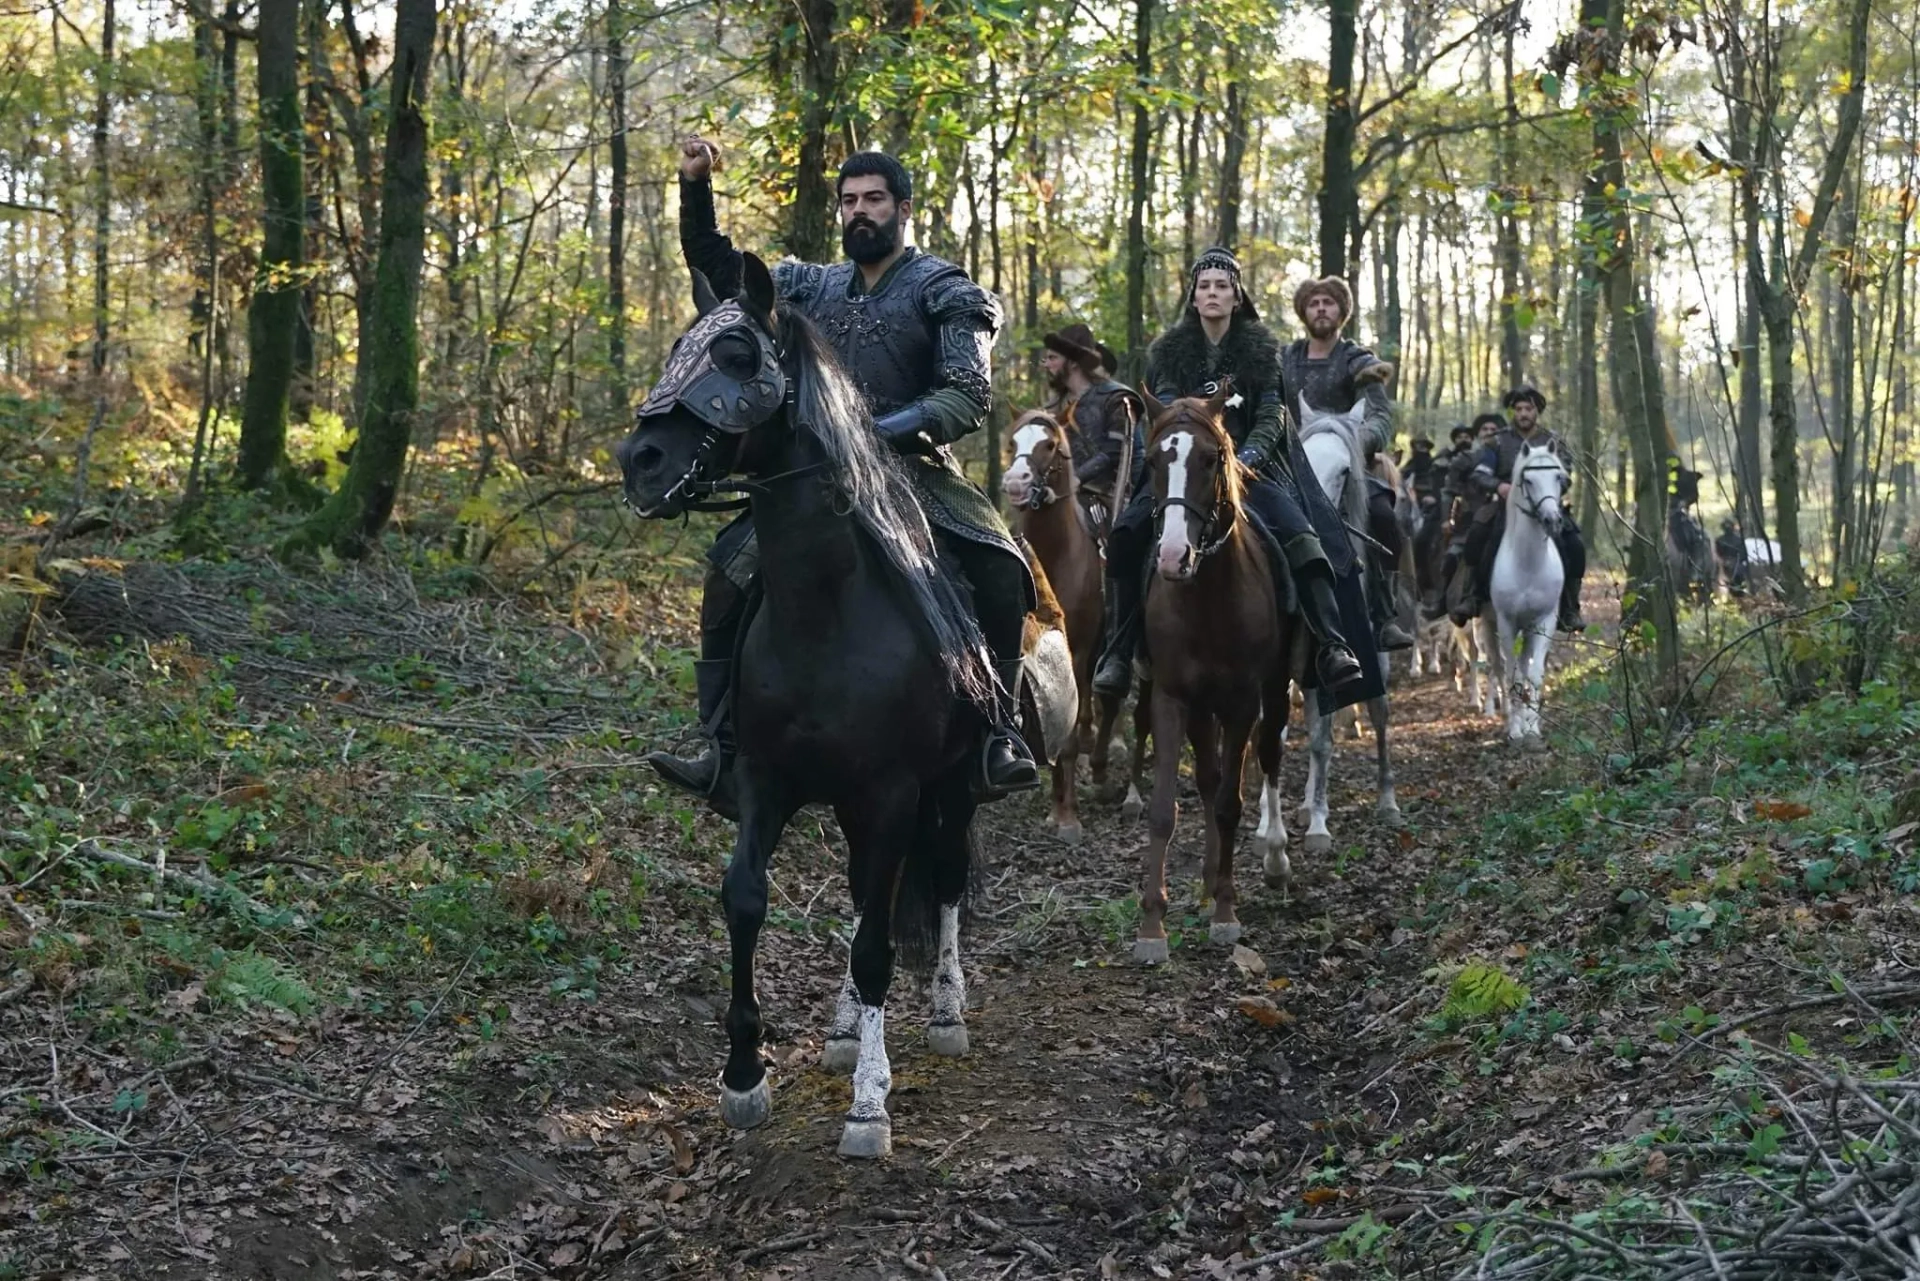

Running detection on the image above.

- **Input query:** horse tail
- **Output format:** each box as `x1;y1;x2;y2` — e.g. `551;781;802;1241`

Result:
892;771;977;977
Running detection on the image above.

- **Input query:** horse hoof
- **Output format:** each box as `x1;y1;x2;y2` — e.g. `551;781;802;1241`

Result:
1263;866;1290;891
1055;823;1084;848
1304;833;1333;856
1377;805;1404;828
1208;922;1242;947
1132;936;1170;966
838;1116;892;1159
927;1021;969;1058
1121;794;1144;823
719;1079;772;1130
821;1037;860;1076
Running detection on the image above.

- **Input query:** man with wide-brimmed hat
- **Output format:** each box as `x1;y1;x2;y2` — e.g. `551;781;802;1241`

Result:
1425;416;1500;619
1040;322;1144;521
1460;385;1587;631
1284;276;1414;651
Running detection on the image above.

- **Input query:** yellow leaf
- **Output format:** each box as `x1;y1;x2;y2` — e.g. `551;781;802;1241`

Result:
1794;208;1812;228
1302;1187;1343;1206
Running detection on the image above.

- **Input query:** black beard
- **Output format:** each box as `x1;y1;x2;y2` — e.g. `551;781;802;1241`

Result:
842;215;900;265
1047;368;1072;396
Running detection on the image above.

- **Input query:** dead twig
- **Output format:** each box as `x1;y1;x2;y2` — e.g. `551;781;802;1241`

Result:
735;1229;829;1264
963;1209;1061;1269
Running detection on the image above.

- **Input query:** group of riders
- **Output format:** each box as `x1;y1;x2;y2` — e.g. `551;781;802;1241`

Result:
638;143;1591;817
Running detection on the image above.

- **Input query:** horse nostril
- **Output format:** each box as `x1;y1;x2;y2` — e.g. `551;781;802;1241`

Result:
629;443;666;476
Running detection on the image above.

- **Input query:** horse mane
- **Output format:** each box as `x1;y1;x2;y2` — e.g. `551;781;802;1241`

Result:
1296;400;1370;540
1150;397;1248;513
777;308;994;710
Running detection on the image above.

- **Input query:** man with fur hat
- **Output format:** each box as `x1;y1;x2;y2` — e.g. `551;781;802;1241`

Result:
1460;385;1587;631
1285;277;1414;650
1041;322;1145;523
1093;246;1378;708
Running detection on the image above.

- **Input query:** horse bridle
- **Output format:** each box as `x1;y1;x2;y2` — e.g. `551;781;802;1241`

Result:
1514;457;1567;524
1012;441;1066;512
1155;479;1237;563
626;363;826;516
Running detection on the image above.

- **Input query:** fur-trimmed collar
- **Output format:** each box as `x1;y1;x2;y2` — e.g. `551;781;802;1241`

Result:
1147;313;1281;396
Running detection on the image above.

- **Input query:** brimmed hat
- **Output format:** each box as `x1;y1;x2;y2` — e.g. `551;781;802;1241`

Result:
1501;384;1547;411
1094;342;1119;375
1293;276;1354;326
1411;435;1434;450
1186;246;1259;320
1043;322;1103;374
1472;411;1507;433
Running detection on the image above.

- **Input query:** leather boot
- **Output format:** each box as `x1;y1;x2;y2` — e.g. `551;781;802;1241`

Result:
1092;569;1143;699
1300;571;1366;697
1370;563;1415;650
982;658;1041;796
644;658;740;821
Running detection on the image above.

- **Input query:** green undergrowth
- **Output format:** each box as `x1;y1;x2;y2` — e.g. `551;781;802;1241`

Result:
1;544;738;1064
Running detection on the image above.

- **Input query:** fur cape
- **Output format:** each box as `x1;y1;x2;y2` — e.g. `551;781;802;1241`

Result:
1146;313;1282;410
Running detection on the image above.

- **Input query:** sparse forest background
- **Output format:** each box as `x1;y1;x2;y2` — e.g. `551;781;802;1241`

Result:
1;0;1916;603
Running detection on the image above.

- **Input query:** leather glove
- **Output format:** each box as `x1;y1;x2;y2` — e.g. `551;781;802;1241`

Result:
1236;444;1268;471
874;404;938;455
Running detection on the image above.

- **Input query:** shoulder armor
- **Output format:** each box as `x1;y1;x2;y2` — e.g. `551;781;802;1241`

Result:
921;261;1002;330
773;259;832;306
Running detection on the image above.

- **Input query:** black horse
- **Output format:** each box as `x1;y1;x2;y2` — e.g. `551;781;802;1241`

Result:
617;255;986;1159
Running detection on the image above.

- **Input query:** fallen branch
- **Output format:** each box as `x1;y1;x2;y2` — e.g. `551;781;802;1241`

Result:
963;1209;1061;1268
67;840;276;920
735;1229;829;1264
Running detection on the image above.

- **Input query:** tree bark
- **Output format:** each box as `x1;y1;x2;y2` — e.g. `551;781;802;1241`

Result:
1585;0;1677;674
59;0;113;539
292;0;329;421
1750;0;1870;600
1124;0;1153;380
1829;166;1857;570
288;0;438;557
1726;5;1767;540
1316;0;1358;281
236;0;305;490
1215;51;1248;251
185;7;223;507
606;0;628;408
1497;11;1525;386
780;0;839;262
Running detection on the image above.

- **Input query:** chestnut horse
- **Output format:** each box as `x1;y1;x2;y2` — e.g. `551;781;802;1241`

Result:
1002;410;1147;838
1133;391;1300;963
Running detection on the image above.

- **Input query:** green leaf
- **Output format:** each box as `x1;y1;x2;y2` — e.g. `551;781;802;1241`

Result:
1538;72;1561;99
1747;1123;1785;1160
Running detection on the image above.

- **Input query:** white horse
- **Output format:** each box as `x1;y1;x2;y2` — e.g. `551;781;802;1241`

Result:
1254;396;1400;869
1487;442;1567;744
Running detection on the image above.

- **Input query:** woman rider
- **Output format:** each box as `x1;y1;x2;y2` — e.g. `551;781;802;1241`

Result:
1093;247;1373;704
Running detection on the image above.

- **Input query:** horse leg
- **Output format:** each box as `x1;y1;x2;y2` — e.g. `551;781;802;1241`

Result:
822;929;862;1076
833;780;920;1159
1255;679;1291;890
1497;614;1524;742
1134;683;1184;965
1052;709;1083;847
1370;683;1401;827
1088;688;1115;793
924;772;975;1057
718;766;798;1130
1479;612;1503;718
1122;679;1151;822
1191;711;1223;909
1210;711;1254;945
1302;687;1335;857
1521;625;1551;746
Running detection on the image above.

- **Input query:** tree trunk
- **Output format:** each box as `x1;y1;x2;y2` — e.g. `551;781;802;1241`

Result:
781;0;839;262
1124;0;1153;380
292;0;329;421
1829;167;1857;571
606;0;629;409
1727;9;1767;540
1316;0;1358;281
439;7;470;374
236;0;305;490
60;0;113;535
185;7;223;507
1497;13;1525;386
289;0;438;558
1586;0;1677;674
1412;211;1432;408
1215;51;1248;251
1751;0;1870;600
1381;205;1403;375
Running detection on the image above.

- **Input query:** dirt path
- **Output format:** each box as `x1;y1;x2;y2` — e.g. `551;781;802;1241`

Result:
5;589;1611;1281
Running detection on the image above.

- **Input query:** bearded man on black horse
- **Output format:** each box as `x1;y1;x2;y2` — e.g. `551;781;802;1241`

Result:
646;136;1039;818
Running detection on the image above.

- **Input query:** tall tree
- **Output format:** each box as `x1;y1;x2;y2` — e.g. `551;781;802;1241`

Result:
237;0;305;490
1215;48;1249;251
1124;0;1152;378
289;0;438;557
1316;0;1359;280
776;0;839;261
1496;14;1525;385
1724;0;1767;541
57;0;113;543
1747;0;1870;600
606;0;629;408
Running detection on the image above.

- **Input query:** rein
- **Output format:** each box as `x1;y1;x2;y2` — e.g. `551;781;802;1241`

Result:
630;370;831;515
1155;490;1237;563
1513;458;1566;526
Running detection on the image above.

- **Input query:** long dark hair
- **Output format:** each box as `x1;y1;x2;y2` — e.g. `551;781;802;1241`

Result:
777;309;994;710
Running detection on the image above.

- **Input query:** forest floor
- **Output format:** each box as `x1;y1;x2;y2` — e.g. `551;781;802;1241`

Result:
3;552;1917;1281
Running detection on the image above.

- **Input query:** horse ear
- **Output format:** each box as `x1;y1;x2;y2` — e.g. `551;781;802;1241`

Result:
1141;390;1167;421
691;269;722;318
739;252;778;333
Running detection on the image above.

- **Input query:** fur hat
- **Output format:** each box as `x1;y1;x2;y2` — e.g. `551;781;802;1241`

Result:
1472;411;1507;434
1293;276;1354;326
1449;422;1475;442
1043;323;1103;374
1185;246;1259;321
1501;383;1547;411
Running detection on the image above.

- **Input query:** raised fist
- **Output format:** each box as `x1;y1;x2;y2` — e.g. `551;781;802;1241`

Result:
679;136;722;181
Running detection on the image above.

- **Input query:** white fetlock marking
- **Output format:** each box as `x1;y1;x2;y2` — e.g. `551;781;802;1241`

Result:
930;903;965;1030
827;915;861;1042
848;1005;891;1123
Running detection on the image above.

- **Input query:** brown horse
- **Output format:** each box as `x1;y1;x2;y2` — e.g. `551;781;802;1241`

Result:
1002;409;1146;840
1133;391;1300;963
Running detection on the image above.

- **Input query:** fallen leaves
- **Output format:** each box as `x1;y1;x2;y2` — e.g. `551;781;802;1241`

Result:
1234;996;1297;1029
1230;944;1267;976
1754;799;1813;821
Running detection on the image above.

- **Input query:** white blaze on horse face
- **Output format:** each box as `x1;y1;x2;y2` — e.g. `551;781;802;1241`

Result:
1002;419;1050;502
1156;431;1196;578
